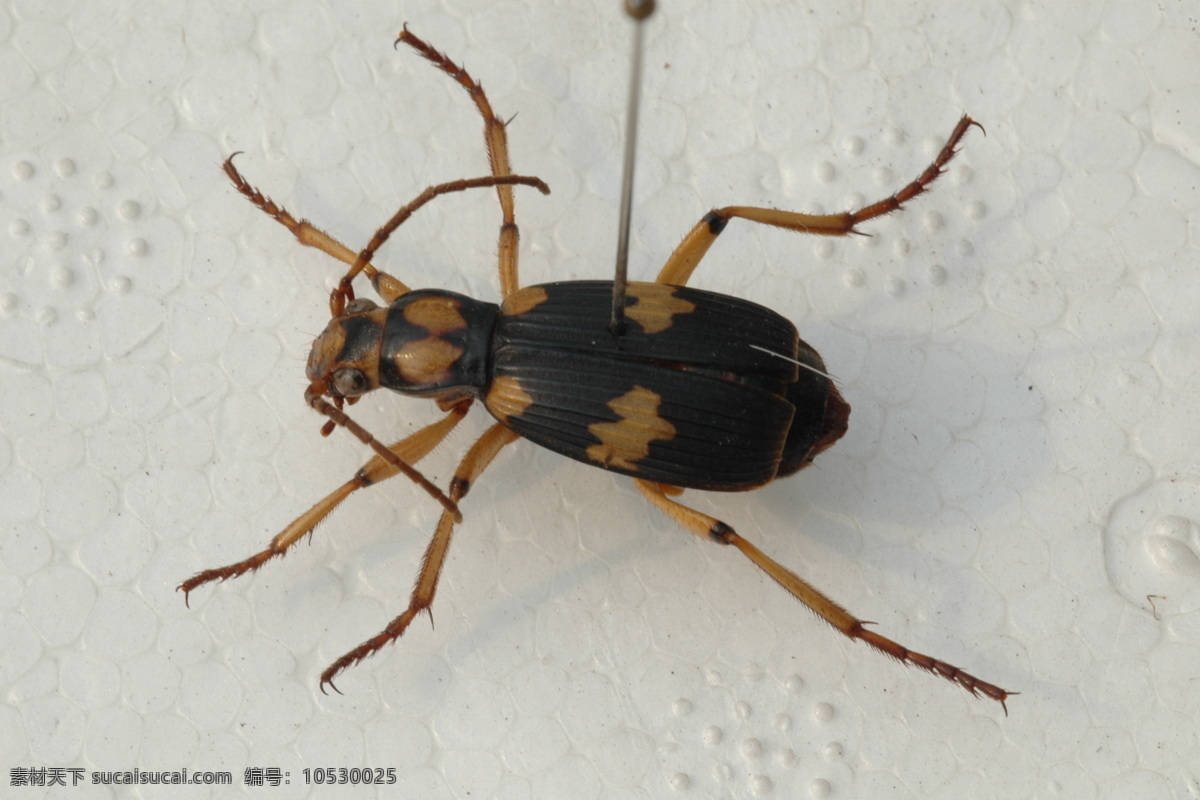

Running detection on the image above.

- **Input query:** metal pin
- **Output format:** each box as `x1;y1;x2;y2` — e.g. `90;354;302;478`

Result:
748;344;835;381
610;0;656;336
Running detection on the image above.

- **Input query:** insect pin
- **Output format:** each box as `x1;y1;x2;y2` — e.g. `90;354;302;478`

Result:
180;14;1011;711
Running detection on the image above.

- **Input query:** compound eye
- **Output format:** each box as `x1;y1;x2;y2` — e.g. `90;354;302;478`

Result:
344;298;379;315
331;368;370;398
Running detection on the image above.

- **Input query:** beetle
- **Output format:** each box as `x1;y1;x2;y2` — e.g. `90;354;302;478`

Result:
180;27;1011;710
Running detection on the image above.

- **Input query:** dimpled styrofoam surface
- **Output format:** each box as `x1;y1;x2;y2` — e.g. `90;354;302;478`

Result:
2;0;1199;797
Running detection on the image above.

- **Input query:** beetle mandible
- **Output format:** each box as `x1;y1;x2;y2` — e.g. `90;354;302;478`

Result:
180;26;1010;710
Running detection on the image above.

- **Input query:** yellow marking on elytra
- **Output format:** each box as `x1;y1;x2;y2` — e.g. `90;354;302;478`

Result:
395;338;463;385
625;282;696;334
403;295;468;335
586;386;676;471
485;375;535;423
501;285;549;316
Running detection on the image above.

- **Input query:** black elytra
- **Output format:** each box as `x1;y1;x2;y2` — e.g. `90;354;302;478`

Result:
321;279;849;490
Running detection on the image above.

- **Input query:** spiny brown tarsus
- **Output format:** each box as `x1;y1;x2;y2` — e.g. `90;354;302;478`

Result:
223;152;301;230
853;625;1014;715
179;550;274;606
845;115;985;233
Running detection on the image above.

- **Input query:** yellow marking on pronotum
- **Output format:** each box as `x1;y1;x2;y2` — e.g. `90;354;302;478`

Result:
403;295;468;335
625;283;696;334
586;386;676;471
395;338;463;385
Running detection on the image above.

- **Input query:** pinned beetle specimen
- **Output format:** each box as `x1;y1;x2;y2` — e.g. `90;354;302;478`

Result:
180;25;1010;711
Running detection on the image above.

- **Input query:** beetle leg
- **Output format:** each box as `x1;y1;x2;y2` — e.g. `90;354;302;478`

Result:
225;149;547;314
335;174;550;316
656;116;982;288
633;478;1013;712
178;403;470;603
319;422;521;693
223;154;388;277
397;26;525;300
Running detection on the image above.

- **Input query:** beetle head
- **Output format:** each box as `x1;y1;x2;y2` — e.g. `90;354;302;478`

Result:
306;297;388;402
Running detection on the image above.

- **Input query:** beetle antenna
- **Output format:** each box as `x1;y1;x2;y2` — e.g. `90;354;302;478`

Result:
305;385;462;522
610;0;656;336
748;343;835;381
